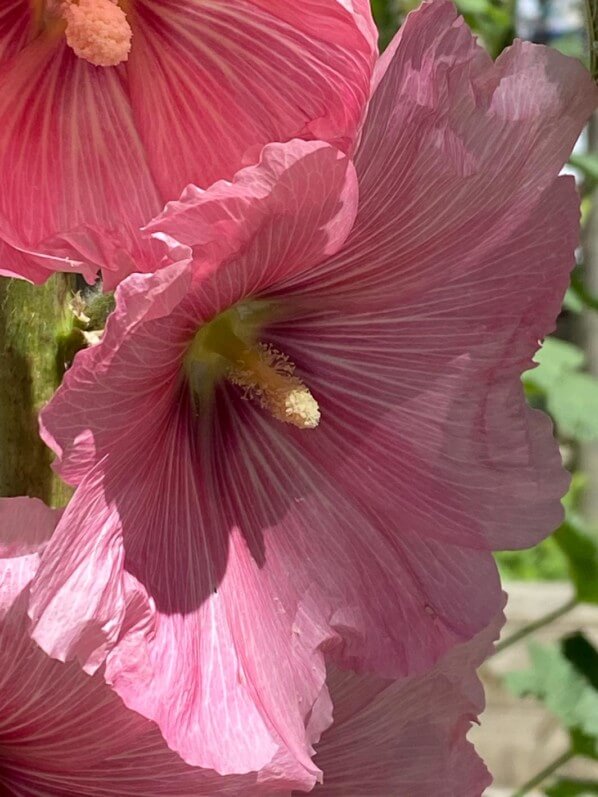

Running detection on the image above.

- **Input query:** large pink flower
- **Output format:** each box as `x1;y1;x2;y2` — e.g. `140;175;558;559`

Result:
0;0;376;288
1;496;498;796
29;0;597;786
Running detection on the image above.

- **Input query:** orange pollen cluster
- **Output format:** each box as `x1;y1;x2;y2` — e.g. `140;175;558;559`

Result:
59;0;132;67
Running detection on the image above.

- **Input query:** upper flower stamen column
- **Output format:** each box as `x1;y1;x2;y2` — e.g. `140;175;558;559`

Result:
59;0;132;67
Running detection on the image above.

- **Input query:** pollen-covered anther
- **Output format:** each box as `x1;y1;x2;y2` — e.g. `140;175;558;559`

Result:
282;386;321;429
228;343;320;430
60;0;132;67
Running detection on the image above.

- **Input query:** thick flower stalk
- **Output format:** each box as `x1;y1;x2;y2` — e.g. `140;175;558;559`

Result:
0;0;376;288
1;496;499;795
26;0;598;787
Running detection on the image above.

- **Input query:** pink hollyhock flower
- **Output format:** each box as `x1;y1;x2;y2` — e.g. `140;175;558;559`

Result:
29;0;597;786
1;496;499;796
0;0;376;288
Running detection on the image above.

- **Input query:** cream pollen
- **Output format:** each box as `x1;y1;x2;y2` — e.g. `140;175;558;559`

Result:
59;0;132;67
228;343;321;430
186;312;320;431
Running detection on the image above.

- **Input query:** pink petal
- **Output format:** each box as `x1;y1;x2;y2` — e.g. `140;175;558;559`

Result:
146;140;359;272
309;613;503;796
269;1;595;553
277;175;575;554
0;36;161;285
127;0;376;196
1;1;374;286
0;504;286;795
29;444;325;787
28;466;156;675
33;276;500;781
298;0;597;304
40;259;194;483
0;497;60;559
32;369;499;781
0;230;98;284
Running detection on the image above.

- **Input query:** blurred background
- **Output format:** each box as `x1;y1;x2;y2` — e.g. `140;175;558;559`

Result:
370;1;598;794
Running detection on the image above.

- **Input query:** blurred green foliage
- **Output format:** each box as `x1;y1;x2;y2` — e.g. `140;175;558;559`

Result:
372;0;516;53
371;0;400;48
497;537;568;581
507;634;598;794
506;636;598;740
455;0;515;56
554;514;598;604
524;338;598;443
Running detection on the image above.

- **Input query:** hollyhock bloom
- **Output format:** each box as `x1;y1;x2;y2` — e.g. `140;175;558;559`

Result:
29;0;597;787
0;0;376;288
1;496;499;796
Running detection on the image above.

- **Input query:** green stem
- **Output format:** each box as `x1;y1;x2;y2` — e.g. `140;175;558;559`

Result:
493;597;578;656
512;749;575;797
0;274;74;506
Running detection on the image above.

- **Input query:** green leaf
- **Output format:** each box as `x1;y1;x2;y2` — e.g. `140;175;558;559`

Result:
570;271;598;313
548;372;598;440
456;0;495;14
523;338;598;441
506;639;598;781
505;642;598;738
523;338;586;391
370;0;403;49
555;519;598;604
451;0;515;57
546;779;598;797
